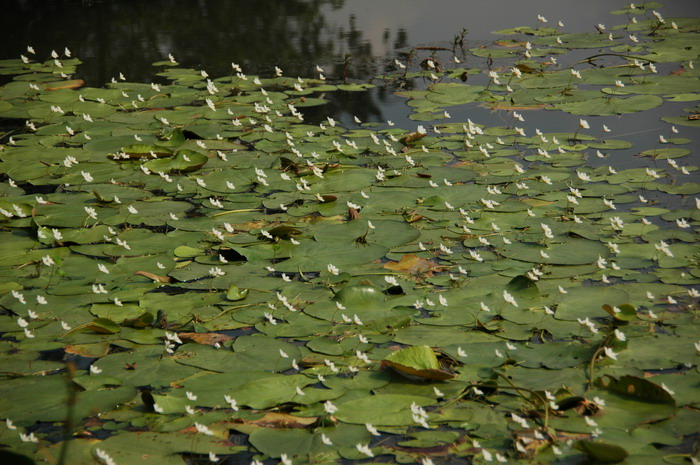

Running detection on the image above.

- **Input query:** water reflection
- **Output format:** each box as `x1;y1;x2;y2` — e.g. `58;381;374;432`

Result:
2;0;414;123
1;0;411;86
3;0;699;137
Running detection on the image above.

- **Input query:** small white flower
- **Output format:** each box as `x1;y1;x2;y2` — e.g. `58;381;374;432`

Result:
209;267;225;278
195;422;215;436
90;364;103;375
541;223;554;239
366;423;380;436
503;290;518;307
224;395;238;410
323;401;338;414
356;443;374;457
19;432;39;443
603;347;618;360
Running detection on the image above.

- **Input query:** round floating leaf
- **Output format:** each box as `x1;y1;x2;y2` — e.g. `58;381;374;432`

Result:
552;95;663;115
225;284;249;301
274;240;388;272
121;144;173;159
602;303;637;321
66;318;121;335
332;285;383;309
249;428;315;459
638;148;690;159
144;149;207;173
573;440;629;463
595;375;676;406
334;394;436;426
382;345;455;380
496;238;609;265
555;286;629;321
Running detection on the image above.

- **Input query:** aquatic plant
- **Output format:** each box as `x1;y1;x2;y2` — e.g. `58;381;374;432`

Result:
0;3;698;464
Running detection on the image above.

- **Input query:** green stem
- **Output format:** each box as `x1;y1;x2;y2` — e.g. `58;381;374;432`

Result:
201;303;260;323
57;362;78;465
587;332;614;391
574;53;656;66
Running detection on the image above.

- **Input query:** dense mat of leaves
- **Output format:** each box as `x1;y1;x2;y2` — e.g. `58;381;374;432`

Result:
0;3;698;464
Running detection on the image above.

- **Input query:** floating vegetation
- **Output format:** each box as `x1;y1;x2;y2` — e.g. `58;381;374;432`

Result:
0;3;698;465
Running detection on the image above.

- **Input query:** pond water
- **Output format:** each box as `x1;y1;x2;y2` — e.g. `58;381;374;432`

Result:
1;2;699;465
3;0;700;82
3;0;699;169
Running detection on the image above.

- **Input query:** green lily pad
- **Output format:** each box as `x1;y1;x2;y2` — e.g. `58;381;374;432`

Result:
382;345;455;380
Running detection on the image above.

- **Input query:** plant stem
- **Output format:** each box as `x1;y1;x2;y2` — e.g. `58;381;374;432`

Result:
57;362;78;465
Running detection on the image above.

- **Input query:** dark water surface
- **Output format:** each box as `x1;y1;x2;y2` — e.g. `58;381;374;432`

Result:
2;0;699;170
3;0;699;83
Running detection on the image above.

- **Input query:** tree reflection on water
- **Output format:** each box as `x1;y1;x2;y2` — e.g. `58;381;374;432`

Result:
2;0;415;123
2;0;409;81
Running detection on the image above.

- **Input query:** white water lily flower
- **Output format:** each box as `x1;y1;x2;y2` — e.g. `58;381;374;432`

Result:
541;223;554;239
503;290;518;307
356;443;374;457
366;423;380;436
194;422;215;436
323;400;338;414
603;347;618;360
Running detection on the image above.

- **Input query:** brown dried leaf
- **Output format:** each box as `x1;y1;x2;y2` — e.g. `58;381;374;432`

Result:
134;271;172;283
178;332;234;346
401;131;427;144
234;412;317;429
44;79;85;91
384;254;441;276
